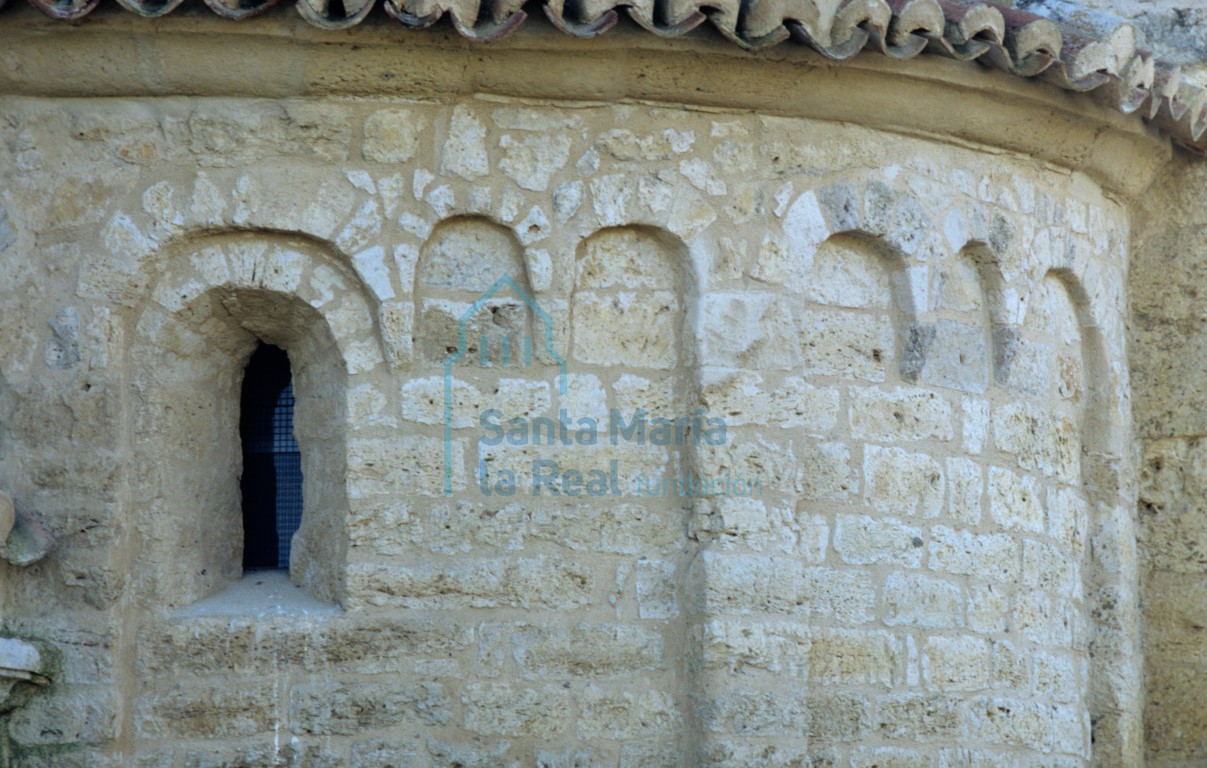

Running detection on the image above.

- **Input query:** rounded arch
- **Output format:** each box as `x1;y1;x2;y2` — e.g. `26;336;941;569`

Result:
571;224;697;373
414;215;535;369
1035;268;1139;758
122;232;384;609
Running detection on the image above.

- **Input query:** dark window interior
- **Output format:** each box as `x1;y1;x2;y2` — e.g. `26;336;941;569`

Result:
240;344;303;570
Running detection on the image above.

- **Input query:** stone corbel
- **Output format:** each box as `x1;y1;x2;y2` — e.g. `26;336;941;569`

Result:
0;494;57;714
0;637;54;714
0;493;53;567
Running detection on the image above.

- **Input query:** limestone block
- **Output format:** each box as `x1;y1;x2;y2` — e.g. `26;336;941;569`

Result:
571;291;679;369
921;636;992;692
8;685;116;746
1022;538;1080;598
876;693;963;740
800;308;893;381
348;557;594;609
350;740;425;768
1034;652;1080;704
850;386;955;443
463;682;570;737
426;738;517;768
528;503;686;556
850;747;934;768
311;616;474;674
553;180;583;222
134;681;275;739
411;501;526;554
809;692;870;742
697;292;801;370
534;748;607;768
962;397;989;455
928;526;1018;583
698;437;844;499
290;681;450;735
1139;438;1207;572
809;628;898;686
1144;665;1207;757
697;689;809;735
516;205;551;245
612;374;677;419
993;404;1080;482
417;297;533;366
478;440;669;497
695;618;806;676
709;496;797;553
802;237;894;308
635;559;679;619
991;640;1032;690
420;221;524;292
882;571;963;629
946;457;984;526
363;108;425;163
336;200;384;255
800;567;877;624
699;370;838;430
595;128;693;162
511;623;664;678
965;697;1053;748
696;741;812;768
619;744;683;768
555;373;608;422
576;687;680;740
347;435;458;497
440;105;490;180
693;553;804;615
864;446;945;519
401;375;481;428
834;514;924;567
499;133;571;192
1143;570;1207;663
1014;591;1075;646
918;320;990;394
1050;703;1090;758
988;467;1045;533
347;499;411;555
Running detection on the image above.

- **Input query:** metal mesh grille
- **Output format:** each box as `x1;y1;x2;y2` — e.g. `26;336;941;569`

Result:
272;383;302;568
241;345;303;571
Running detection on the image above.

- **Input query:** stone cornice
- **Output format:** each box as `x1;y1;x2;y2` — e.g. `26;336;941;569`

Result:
3;0;1205;157
0;4;1177;197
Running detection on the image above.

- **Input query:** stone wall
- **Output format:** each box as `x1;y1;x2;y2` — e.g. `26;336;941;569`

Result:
1132;159;1207;768
0;89;1144;766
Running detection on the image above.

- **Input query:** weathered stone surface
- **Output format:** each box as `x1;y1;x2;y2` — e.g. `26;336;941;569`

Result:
291;681;451;734
0;92;1153;766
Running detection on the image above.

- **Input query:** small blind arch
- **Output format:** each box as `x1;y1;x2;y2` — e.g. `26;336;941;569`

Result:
239;343;303;570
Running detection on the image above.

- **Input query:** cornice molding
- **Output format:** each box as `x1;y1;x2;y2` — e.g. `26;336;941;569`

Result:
3;0;1204;156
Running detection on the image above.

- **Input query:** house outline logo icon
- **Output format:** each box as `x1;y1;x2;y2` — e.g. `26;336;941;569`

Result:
442;274;568;496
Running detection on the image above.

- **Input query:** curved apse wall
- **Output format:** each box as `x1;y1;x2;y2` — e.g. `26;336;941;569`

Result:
0;97;1138;766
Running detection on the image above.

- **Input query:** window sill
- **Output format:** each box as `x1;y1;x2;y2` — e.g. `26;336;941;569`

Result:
175;570;340;619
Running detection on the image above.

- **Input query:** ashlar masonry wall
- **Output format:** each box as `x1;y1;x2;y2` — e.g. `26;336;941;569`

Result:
0;93;1140;767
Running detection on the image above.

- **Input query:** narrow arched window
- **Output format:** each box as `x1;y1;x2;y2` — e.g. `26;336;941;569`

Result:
239;344;303;570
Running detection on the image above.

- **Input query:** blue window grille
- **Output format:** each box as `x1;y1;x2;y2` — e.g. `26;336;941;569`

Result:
240;344;303;570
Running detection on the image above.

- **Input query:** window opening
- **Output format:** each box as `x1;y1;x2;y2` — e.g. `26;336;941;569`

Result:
240;344;303;570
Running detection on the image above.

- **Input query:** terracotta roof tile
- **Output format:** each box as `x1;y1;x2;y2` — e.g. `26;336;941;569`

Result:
7;0;1206;154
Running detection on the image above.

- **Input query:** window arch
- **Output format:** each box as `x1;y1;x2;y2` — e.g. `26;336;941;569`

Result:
127;237;377;609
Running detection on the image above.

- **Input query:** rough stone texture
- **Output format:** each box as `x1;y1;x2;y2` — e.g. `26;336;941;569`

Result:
0;14;1171;765
1134;158;1207;767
